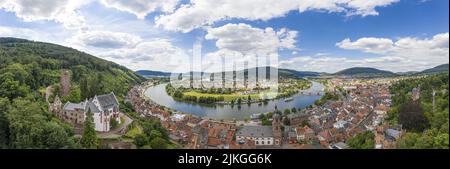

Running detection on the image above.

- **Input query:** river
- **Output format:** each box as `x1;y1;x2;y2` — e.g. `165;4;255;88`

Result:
144;81;325;120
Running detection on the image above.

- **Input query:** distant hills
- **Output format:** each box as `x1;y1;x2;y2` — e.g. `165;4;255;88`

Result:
137;63;449;79
333;67;397;77
136;70;171;77
418;63;449;74
279;68;322;78
136;66;322;79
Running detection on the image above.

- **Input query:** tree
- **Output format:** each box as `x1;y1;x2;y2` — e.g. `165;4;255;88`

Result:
133;134;148;148
0;73;28;99
283;117;290;126
80;77;88;99
110;118;119;130
284;109;291;115
42;122;72;149
347;131;375;149
301;120;309;127
81;110;98;149
150;137;168;149
291;107;297;113
5;98;74;148
0;97;10;148
398;101;429;132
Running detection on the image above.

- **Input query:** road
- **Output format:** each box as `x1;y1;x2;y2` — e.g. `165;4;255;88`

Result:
97;113;133;139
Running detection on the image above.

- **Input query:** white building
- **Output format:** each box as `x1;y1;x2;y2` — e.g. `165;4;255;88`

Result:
333;120;349;129
236;126;274;146
59;92;121;132
88;92;121;132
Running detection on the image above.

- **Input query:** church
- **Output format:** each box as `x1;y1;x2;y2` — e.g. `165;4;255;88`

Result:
49;92;121;132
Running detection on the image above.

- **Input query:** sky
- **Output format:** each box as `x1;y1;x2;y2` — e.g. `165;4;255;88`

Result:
0;0;448;73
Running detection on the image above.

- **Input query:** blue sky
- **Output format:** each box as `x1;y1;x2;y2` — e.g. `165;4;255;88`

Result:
0;0;448;73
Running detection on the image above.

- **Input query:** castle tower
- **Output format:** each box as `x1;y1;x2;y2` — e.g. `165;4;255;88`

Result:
272;113;282;146
60;70;71;97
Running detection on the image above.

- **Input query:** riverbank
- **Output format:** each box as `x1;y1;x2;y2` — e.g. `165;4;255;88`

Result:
143;80;325;120
165;79;313;105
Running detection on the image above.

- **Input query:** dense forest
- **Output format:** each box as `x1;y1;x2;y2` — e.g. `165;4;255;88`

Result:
387;73;449;148
0;38;146;148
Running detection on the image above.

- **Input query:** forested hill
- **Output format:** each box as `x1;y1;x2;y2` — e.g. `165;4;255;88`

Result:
419;63;449;74
387;73;449;148
0;37;145;148
333;67;397;77
0;37;145;100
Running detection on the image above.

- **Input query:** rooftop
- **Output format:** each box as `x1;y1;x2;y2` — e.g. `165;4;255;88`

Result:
236;126;273;138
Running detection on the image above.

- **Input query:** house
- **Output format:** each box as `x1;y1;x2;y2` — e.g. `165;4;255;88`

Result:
295;126;315;142
287;113;309;126
55;92;121;132
62;100;88;124
190;127;208;149
333;120;349;129
318;130;332;147
386;129;402;141
374;104;389;115
375;132;384;149
236;126;274;146
284;127;297;144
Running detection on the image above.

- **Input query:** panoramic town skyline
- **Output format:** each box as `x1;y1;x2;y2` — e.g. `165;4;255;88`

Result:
0;0;448;73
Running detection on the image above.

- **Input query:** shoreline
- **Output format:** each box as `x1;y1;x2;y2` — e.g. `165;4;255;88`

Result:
140;80;325;121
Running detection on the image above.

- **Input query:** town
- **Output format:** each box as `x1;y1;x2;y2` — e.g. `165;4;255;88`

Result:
123;77;411;149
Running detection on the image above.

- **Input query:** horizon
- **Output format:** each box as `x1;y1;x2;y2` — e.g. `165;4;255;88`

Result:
1;35;448;74
134;63;449;74
0;0;449;73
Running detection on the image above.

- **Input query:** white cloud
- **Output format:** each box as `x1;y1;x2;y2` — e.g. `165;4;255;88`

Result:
280;55;409;73
337;33;449;55
202;23;297;72
98;39;189;71
283;32;449;73
71;30;142;48
336;37;394;54
0;25;189;72
0;0;90;29
0;25;71;44
205;23;297;55
155;0;399;32
100;0;180;19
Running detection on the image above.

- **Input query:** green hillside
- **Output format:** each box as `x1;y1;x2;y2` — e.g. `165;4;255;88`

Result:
0;37;145;148
419;63;449;74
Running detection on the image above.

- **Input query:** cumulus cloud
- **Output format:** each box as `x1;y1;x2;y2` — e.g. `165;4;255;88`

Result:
0;0;90;29
205;23;297;55
336;37;394;54
336;33;449;56
283;32;449;73
98;38;189;71
155;0;399;32
71;30;142;48
100;0;180;19
202;23;297;72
